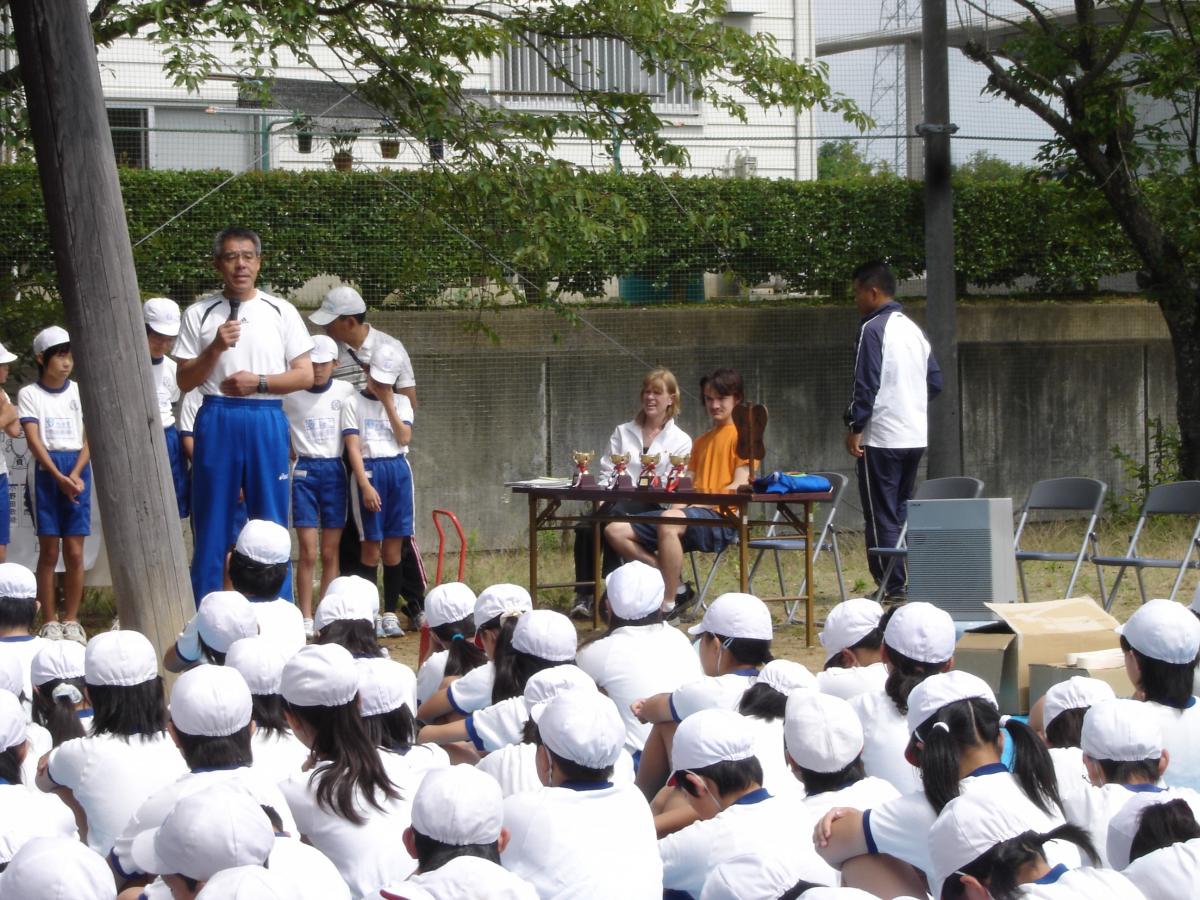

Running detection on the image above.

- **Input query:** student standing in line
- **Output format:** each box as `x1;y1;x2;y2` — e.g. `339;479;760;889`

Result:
0;339;25;563
143;297;189;519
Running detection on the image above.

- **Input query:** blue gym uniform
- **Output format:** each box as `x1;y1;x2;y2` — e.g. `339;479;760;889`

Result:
163;424;190;519
0;472;8;546
341;389;414;542
292;457;348;529
17;379;91;538
283;377;354;532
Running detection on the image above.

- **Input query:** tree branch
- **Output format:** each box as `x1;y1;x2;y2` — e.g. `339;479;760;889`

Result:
1077;0;1145;92
961;39;1073;137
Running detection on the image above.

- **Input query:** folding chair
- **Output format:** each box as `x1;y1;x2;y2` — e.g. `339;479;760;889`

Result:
1013;477;1106;602
869;476;985;602
1092;480;1200;611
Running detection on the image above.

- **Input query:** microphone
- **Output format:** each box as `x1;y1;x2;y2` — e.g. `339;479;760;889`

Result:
226;299;240;347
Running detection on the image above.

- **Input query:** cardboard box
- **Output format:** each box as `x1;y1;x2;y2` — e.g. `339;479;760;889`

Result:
954;597;1121;713
1028;661;1136;708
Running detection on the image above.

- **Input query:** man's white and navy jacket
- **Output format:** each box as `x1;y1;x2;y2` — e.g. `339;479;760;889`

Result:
843;301;942;448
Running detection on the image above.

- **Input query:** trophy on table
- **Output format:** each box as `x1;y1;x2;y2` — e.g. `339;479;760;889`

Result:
637;453;662;489
572;450;596;488
665;453;693;492
609;452;634;490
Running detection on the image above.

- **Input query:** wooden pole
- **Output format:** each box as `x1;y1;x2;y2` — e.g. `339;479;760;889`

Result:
10;0;191;653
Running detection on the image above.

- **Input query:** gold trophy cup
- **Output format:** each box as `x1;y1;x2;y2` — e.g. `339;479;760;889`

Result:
637;452;661;489
666;453;693;492
572;450;596;488
610;452;634;490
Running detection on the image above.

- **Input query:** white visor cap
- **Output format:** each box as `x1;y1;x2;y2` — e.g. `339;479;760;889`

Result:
1119;598;1200;665
818;598;883;662
143;297;182;337
309;334;339;365
784;689;864;773
309;285;367;326
687;593;773;641
424;582;477;629
884;601;956;664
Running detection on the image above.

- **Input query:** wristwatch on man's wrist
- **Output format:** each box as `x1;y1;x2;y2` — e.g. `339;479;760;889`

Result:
257;375;269;394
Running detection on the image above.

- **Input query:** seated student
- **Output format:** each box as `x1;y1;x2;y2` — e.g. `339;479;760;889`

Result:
849;602;955;793
0;653;52;792
0;563;48;703
357;655;449;776
0;341;23;565
418;584;532;723
1032;675;1116;813
929;787;1143;900
167;590;260;671
1121;598;1200;790
416;582;486;708
502;691;662;897
701;854;867;900
1112;794;1200;895
738;659;816;796
41;631;186;857
224;636;310;778
228;519;306;656
606;367;751;616
576;561;703;758
1;836;117;900
393;765;537;899
29;640;91;746
815;597;888;701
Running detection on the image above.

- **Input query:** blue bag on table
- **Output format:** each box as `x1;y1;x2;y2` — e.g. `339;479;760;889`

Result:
752;471;832;494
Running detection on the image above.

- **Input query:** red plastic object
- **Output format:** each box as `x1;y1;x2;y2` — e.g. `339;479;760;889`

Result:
420;509;467;667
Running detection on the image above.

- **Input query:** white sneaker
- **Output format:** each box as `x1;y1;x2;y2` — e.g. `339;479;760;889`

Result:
39;621;64;640
303;618;315;640
381;612;404;638
61;621;87;645
375;614;386;639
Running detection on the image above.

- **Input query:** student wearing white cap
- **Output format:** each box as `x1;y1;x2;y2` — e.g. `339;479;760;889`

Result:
418;584;531;723
415;582;486;708
659;707;830;898
849;602;955;793
1033;675;1116;814
228;520;306;656
929;786;1141;900
278;643;423;897
502;691;662;898
315;575;386;659
1120;597;1200;790
0;340;23;564
0;561;49;704
576;562;702;758
225;637;310;778
815;598;887;701
41;631;186;857
29;639;90;746
0;836;116;900
736;659;816;795
1111;793;1200;894
168;590;260;671
357;656;450;775
144;296;191;519
700;853;869;900
283;334;356;634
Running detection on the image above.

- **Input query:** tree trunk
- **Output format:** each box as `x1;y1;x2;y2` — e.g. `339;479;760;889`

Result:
1156;290;1200;479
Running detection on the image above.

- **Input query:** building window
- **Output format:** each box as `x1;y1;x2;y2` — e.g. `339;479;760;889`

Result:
107;107;148;168
501;34;699;114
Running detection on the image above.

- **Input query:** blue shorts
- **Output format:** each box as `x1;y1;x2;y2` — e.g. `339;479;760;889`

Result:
164;425;190;519
27;450;91;537
632;506;735;554
355;455;414;542
0;473;9;545
292;457;348;529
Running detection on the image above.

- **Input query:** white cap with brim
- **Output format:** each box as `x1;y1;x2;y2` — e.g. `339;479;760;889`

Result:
757;659;816;695
906;670;997;736
537;691;625;769
1119;598;1200;665
671;707;755;771
235;519;291;565
605;561;664;620
309;285;367;325
0;341;16;365
309;334;339;365
0;562;37;599
197;865;293;899
85;630;158;687
323;574;380;612
131;785;273;880
1043;675;1116;732
170;665;253;737
224;637;287;695
314;592;375;634
524;665;597;722
473;584;532;629
1;837;117;900
687;593;773;641
818;597;883;663
143;297;181;337
282;643;359;707
425;582;477;629
784;689;864;773
511;609;577;662
884;601;956;664
0;690;27;751
356;657;417;717
196;591;259;653
1081;697;1163;762
33;325;69;356
367;343;404;387
31;640;86;687
411;765;503;845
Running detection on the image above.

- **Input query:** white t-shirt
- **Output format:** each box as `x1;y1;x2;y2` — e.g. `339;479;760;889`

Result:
0;783;77;863
174;291;314;397
22;722;51;793
669;672;759;722
333;325;416;391
406;855;538;900
47;730;187;856
17;380;84;452
341;391;412;459
746;716;798;797
0;390;9;476
1063;782;1200;868
800;775;900;824
0;636;49;709
269;833;353;900
1121;837;1200;899
251;726;311;781
1049;746;1090;816
503;781;662;899
251;598;306;659
476;742;636;799
446;662;495;715
284;379;356;459
416;651;449;708
817;663;888;702
576;623;703;752
849;690;922;794
1147;699;1200;791
178;388;203;435
151;356;180;428
596;419;692;487
1015;866;1146;899
467;697;529;753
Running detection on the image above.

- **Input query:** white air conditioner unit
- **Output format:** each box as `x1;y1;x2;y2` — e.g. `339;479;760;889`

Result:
906;498;1018;621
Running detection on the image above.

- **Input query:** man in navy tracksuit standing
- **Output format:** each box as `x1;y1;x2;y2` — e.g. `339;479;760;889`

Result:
843;261;942;601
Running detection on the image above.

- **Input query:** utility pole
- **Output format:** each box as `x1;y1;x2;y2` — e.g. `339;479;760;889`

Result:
10;1;191;654
919;0;962;476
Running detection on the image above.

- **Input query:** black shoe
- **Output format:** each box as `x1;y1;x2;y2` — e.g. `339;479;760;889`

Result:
883;588;908;605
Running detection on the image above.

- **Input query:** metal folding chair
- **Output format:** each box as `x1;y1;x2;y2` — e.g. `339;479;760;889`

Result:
869;476;985;602
1013;477;1107;602
1092;480;1200;611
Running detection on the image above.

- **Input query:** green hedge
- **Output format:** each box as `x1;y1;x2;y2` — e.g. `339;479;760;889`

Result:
0;165;1137;310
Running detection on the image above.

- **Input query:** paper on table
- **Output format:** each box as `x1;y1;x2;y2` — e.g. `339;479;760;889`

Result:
505;476;573;488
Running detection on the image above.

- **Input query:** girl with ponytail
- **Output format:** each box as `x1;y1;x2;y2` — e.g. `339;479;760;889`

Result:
414;582;487;709
29;641;90;746
1119;796;1200;896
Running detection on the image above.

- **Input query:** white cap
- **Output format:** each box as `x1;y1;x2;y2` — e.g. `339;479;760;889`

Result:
700;852;832;900
605;562;664;619
687;593;773;641
131;785;273;880
884;602;956;664
1106;791;1187;870
31;640;86;687
224;637;287;695
235;519;291;565
757;659;817;695
1;837;116;900
1119;598;1200;664
0;562;37;599
356;657;417;717
411;765;503;845
197;866;293;899
323;574;380;612
785;689;864;773
143;297;181;337
0;689;27;751
929;782;1048;897
197;591;259;653
672;707;756;771
0;653;22;695
537;691;625;769
309;334;339;365
313;592;375;633
473;583;532;628
818;598;883;662
282;643;359;707
33;325;69;356
906;670;997;736
0;341;16;365
85;630;158;687
1081;697;1163;762
425;582;477;629
170;665;253;737
511;609;577;662
525;665;597;722
309;285;367;325
367;343;405;387
1043;676;1116;731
